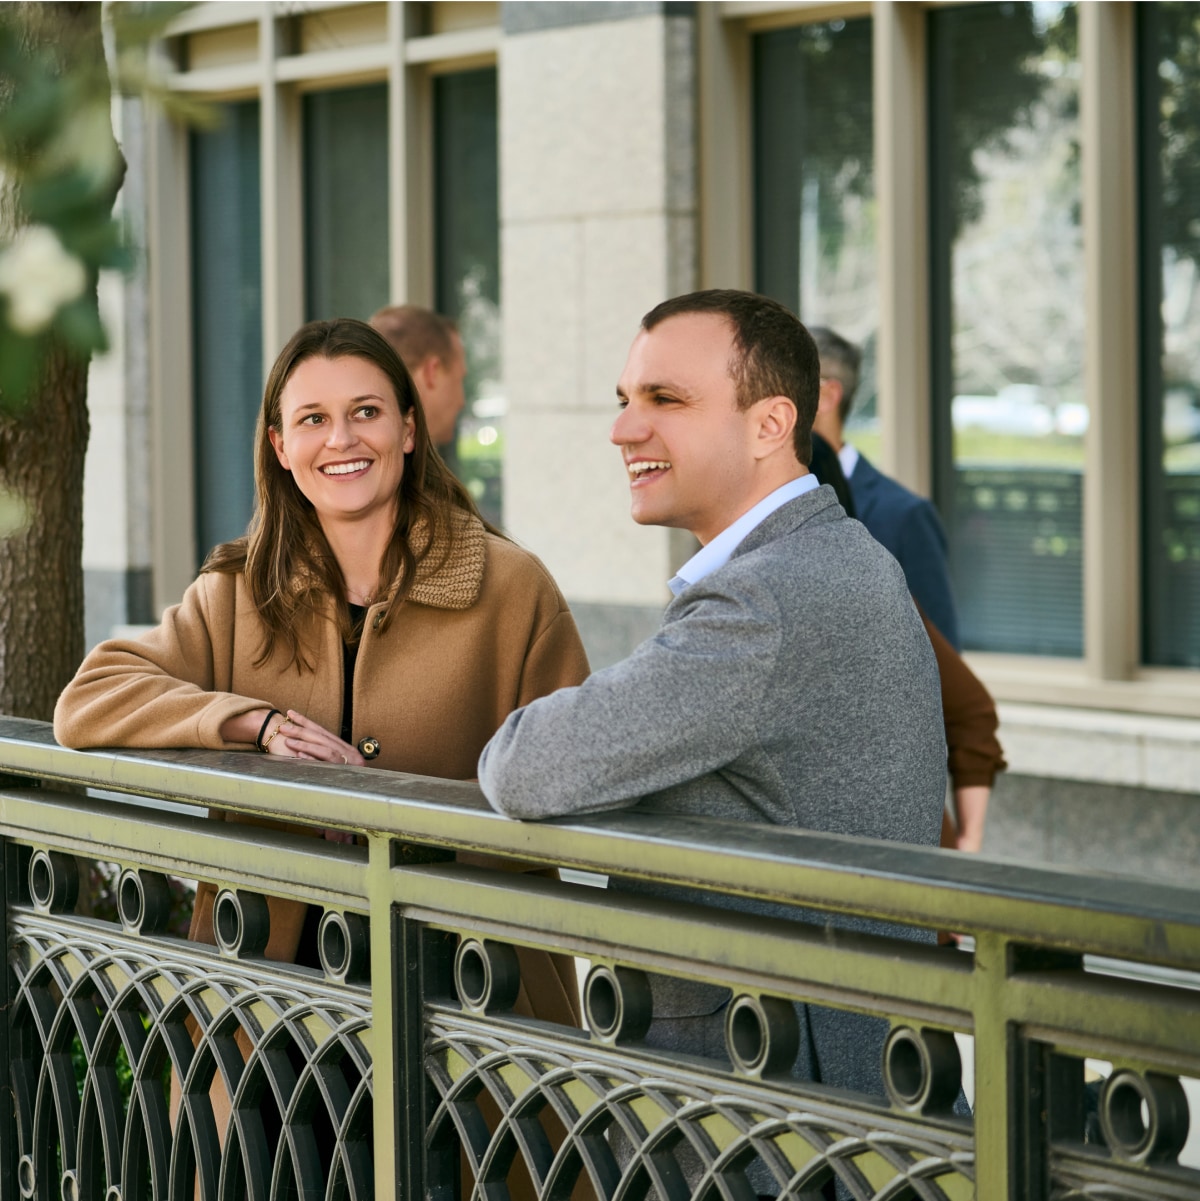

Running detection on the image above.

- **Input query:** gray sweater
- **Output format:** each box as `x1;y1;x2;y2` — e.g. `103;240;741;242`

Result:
479;485;947;1093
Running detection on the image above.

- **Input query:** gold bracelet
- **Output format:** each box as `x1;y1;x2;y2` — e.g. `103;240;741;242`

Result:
261;716;286;752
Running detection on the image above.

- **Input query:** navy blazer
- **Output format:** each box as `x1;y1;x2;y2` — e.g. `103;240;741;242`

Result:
848;453;962;649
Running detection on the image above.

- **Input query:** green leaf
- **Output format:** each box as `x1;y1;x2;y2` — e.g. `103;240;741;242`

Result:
0;0;209;418
54;298;108;357
0;326;45;414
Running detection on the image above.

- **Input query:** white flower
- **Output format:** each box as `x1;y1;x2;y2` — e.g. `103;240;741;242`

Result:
0;224;88;334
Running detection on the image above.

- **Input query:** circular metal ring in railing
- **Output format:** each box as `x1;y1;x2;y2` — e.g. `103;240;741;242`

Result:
105;1187;123;1201
725;993;800;1077
117;868;171;935
318;910;370;983
61;1168;79;1201
28;850;78;915
213;888;270;958
18;1154;34;1199
454;938;521;1014
1099;1069;1190;1164
883;1025;962;1115
584;964;652;1045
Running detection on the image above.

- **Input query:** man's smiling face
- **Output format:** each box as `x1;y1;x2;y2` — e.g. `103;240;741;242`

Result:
612;312;767;546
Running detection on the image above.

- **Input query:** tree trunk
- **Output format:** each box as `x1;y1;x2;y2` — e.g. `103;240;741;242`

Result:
0;2;118;720
0;349;91;719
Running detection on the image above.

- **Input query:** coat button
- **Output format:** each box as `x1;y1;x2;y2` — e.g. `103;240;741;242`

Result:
372;611;384;630
357;736;381;760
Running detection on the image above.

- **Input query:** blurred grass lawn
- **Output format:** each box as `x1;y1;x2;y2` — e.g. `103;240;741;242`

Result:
853;428;1200;474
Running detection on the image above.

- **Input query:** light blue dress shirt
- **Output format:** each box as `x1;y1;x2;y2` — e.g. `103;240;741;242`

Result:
668;474;820;596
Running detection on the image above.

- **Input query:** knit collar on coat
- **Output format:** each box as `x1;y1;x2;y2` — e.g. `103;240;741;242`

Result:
402;505;487;610
295;505;487;612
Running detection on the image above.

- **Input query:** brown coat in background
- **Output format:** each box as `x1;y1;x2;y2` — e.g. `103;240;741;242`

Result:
921;605;1006;791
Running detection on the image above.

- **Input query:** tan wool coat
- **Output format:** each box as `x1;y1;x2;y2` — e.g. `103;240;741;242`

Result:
55;510;590;1025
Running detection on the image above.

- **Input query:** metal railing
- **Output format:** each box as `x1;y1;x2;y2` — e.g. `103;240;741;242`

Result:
0;714;1197;1201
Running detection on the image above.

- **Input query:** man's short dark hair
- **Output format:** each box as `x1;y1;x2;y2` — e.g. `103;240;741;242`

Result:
641;289;820;465
809;325;862;425
369;304;459;374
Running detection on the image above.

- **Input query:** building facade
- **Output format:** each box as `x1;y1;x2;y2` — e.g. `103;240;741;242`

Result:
87;1;1200;873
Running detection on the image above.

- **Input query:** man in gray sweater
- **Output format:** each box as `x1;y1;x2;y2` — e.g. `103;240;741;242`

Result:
478;290;946;1100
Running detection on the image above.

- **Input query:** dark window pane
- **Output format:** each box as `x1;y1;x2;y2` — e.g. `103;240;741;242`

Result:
929;2;1082;655
190;100;262;562
434;68;501;528
754;18;878;443
1139;2;1200;667
303;84;389;322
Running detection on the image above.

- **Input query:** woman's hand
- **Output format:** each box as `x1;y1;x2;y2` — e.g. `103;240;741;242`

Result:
270;711;362;843
270;710;365;766
221;709;363;843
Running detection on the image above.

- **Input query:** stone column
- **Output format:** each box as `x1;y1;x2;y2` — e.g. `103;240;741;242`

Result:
83;96;154;648
499;1;697;666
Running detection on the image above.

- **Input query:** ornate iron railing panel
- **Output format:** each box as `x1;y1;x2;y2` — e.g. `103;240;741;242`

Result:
0;716;1198;1200
7;897;372;1199
424;1009;976;1201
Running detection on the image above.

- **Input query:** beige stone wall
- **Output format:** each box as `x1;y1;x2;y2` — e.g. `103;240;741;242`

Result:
499;12;697;608
998;704;1200;795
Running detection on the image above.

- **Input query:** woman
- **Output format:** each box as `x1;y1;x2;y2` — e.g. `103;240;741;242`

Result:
55;318;588;1018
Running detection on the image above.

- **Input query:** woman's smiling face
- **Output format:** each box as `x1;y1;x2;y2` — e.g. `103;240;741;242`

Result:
268;354;416;529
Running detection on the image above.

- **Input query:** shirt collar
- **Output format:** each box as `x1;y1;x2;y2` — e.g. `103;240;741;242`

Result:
668;474;820;596
838;442;860;479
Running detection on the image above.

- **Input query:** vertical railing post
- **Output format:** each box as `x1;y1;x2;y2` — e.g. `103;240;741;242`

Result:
1012;948;1086;1201
0;775;33;1201
389;842;456;1201
396;909;426;1201
974;934;1087;1201
368;834;401;1197
0;836;14;1200
972;932;1022;1200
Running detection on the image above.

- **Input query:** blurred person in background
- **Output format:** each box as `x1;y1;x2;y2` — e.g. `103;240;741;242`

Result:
370;303;467;450
811;325;962;649
810;432;1003;856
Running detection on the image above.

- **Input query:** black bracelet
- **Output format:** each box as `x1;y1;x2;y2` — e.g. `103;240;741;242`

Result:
256;709;282;752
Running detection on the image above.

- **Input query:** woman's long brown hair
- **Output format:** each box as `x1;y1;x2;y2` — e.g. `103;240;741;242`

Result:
203;318;493;669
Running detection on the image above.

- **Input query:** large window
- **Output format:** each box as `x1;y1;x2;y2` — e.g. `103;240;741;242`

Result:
929;2;1082;656
739;4;1200;708
184;64;498;563
754;17;878;446
190;100;262;560
303;83;390;323
1139;2;1200;668
434;68;502;527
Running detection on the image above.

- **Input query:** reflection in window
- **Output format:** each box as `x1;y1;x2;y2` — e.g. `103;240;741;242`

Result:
435;69;501;528
304;84;389;323
930;2;1082;655
754;17;878;448
191;100;262;562
1140;3;1200;667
